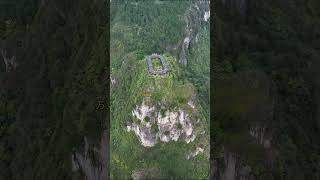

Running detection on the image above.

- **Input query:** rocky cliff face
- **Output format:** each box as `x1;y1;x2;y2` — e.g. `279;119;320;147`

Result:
212;1;320;177
212;70;276;180
127;98;197;147
125;54;203;149
213;150;256;180
110;1;210;178
179;0;210;66
72;131;108;180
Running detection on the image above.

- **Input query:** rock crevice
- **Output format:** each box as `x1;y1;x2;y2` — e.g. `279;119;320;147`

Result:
127;99;197;147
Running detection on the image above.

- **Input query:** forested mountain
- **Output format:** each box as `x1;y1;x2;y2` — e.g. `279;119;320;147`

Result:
0;1;107;179
110;1;210;179
213;0;320;179
3;0;319;180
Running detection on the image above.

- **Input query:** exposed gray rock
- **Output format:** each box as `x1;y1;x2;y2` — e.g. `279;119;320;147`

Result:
111;77;116;85
71;131;108;180
127;99;197;147
186;147;204;159
213;150;256;180
223;151;237;180
249;124;272;149
1;48;17;72
213;151;258;180
179;0;209;66
147;54;170;75
204;11;210;22
131;168;161;180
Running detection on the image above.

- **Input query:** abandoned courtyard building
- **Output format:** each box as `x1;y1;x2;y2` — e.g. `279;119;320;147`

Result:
147;54;170;75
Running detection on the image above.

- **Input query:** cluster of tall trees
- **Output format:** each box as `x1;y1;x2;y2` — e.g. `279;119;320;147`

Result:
0;1;107;179
213;0;320;179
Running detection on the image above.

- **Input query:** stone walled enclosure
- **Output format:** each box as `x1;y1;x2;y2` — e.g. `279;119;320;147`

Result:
147;54;170;75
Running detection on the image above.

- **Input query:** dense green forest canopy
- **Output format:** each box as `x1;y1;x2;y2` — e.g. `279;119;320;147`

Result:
0;1;107;179
213;0;320;179
111;1;210;179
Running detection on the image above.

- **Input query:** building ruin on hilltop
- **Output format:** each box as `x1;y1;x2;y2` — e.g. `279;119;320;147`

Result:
147;54;170;75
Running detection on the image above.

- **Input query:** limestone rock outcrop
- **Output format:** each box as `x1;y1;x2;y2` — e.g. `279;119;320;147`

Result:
127;99;197;147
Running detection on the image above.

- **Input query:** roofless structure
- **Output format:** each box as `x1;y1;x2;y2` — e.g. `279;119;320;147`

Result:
146;54;170;75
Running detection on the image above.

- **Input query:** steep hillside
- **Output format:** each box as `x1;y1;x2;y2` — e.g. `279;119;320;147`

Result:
213;0;320;179
0;1;107;179
110;1;210;179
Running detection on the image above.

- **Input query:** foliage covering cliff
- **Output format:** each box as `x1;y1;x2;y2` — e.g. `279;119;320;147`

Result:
213;0;320;179
111;1;210;179
0;1;107;179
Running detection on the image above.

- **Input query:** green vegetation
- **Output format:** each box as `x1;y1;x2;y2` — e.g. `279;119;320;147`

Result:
111;52;208;179
110;1;190;67
0;1;107;179
152;57;163;71
111;1;209;179
214;0;320;179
